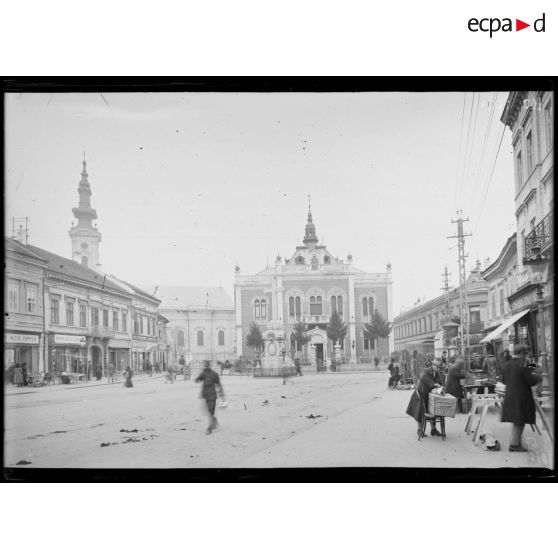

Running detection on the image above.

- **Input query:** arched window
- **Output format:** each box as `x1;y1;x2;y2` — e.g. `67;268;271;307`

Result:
295;256;305;265
324;256;331;264
368;297;374;317
290;333;296;352
197;330;204;346
362;298;368;317
331;296;337;314
337;295;343;315
310;295;322;315
289;297;295;317
254;300;260;318
295;296;301;319
260;299;266;318
177;330;185;347
218;330;225;346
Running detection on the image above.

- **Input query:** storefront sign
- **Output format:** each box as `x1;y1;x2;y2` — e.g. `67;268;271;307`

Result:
4;333;40;345
54;334;86;345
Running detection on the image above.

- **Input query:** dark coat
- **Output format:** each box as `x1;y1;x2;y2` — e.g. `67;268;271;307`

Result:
196;367;222;401
445;365;465;399
501;357;540;425
406;367;438;423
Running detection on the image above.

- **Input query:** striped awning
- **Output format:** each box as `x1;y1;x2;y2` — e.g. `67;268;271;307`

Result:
480;308;530;343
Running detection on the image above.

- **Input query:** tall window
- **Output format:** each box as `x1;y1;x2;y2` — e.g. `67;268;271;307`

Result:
197;330;204;346
516;151;523;190
91;307;99;326
310;295;322;315
290;333;296;352
147;318;151;336
122;311;127;332
331;296;337;314
544;100;552;150
362;297;374;318
103;309;109;328
499;288;505;316
364;338;370;350
289;297;295;317
26;286;37;313
113;311;119;331
337;295;343;315
218;330;225;346
51;298;60;324
8;282;19;311
254;300;260;318
526;132;533;174
469;305;481;325
66;300;74;326
140;315;144;334
177;330;185;347
260;300;266;318
295;296;301;319
521;229;526;260
80;304;87;327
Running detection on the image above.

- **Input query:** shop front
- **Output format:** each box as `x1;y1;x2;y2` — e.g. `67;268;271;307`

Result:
50;334;87;376
507;283;540;356
108;339;131;372
4;332;42;381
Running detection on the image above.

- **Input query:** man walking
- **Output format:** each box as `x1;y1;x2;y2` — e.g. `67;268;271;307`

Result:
501;344;541;452
196;360;225;435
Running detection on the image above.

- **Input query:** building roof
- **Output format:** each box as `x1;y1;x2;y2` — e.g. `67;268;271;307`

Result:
111;276;161;304
23;243;130;295
145;286;234;310
481;233;517;280
5;238;49;264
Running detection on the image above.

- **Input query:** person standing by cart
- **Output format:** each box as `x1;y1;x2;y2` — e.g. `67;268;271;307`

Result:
445;358;466;413
406;357;444;437
501;345;541;452
196;360;225;435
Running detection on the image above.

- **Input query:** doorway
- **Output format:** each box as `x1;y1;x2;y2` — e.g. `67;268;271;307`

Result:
91;346;102;368
315;343;324;370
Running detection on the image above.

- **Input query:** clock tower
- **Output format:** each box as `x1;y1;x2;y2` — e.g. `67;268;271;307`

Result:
68;156;102;269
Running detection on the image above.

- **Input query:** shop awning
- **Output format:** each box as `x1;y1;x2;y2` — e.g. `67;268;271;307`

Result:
480;308;530;343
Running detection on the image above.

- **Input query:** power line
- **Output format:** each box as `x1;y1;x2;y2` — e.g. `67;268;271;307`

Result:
473;121;507;235
463;92;481;198
453;93;467;210
457;93;475;209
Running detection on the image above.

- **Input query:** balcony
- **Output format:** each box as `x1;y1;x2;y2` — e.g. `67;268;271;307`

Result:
524;211;553;261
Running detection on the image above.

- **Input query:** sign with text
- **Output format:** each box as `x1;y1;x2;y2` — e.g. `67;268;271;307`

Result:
54;334;87;345
5;333;40;345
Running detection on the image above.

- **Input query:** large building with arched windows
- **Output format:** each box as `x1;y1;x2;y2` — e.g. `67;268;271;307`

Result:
234;206;393;366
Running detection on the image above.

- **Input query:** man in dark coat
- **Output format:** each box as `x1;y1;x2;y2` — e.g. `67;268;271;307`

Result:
445;358;466;412
196;360;225;435
501;344;541;452
406;357;444;436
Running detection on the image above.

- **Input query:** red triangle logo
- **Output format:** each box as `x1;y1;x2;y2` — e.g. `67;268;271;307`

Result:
516;19;530;31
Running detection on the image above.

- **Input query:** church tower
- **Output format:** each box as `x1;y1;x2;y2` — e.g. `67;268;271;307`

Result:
303;196;318;249
69;156;102;268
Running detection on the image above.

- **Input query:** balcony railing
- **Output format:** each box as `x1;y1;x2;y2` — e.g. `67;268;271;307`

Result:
524;211;553;260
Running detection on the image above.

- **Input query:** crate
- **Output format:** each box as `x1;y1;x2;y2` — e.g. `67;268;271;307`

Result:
428;392;457;417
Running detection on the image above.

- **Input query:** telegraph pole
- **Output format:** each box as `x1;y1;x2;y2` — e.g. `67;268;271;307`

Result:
440;266;452;319
448;211;472;371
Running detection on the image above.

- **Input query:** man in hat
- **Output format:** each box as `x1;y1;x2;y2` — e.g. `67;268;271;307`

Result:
501;344;541;452
196;360;225;435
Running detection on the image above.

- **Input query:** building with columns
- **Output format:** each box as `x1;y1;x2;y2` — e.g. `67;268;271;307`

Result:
234;205;393;366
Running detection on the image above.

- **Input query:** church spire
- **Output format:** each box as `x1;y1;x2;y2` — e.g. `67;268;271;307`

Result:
303;195;318;246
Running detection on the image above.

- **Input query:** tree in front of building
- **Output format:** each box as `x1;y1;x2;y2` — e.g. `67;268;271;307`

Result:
292;321;309;358
327;311;347;369
362;310;392;357
246;322;265;360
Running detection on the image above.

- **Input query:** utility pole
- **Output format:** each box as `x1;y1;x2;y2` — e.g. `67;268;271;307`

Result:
440;266;452;319
448;211;472;371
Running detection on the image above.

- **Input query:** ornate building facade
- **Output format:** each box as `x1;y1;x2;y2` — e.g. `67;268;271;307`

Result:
234;205;393;365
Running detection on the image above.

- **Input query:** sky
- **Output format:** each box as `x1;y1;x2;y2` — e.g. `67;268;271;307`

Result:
5;91;516;315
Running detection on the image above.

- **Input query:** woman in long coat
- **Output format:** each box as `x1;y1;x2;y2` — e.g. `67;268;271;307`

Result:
501;347;540;451
123;366;134;388
406;359;443;436
13;363;24;387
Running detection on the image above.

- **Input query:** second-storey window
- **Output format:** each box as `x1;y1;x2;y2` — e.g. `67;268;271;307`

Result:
197;330;204;346
66;300;74;326
51;298;60;324
80;304;87;327
113;311;119;331
103;309;109;328
122;312;127;332
309;296;322;315
26;286;37;313
91;307;99;326
218;331;225;346
8;282;19;312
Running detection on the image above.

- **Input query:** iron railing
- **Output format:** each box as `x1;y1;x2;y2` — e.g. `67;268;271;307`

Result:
524;211;553;260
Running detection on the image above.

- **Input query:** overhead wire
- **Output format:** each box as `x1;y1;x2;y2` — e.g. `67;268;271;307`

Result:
456;92;475;210
462;92;481;212
453;92;467;211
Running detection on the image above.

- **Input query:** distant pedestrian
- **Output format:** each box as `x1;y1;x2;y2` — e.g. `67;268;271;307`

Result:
94;362;102;381
441;351;447;366
196;360;224;435
501;345;541;452
374;356;380;371
107;362;116;383
13;363;24;387
294;357;302;376
388;358;400;388
124;366;134;388
21;362;29;386
87;360;92;381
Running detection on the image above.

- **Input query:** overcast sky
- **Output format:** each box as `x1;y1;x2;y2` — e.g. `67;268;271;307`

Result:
5;91;516;314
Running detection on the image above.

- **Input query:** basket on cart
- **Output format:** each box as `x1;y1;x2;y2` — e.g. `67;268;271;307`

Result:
428;392;457;418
